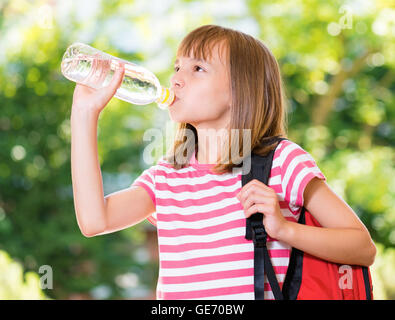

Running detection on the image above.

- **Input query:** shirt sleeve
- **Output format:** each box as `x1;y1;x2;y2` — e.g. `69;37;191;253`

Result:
131;165;157;227
279;140;327;211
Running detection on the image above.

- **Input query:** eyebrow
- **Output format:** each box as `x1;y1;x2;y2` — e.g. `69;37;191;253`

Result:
174;58;211;65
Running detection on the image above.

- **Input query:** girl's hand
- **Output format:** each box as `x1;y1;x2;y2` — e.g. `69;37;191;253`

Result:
71;61;125;115
236;179;289;240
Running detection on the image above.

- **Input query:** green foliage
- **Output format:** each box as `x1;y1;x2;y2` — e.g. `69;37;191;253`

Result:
0;250;49;299
370;244;395;299
0;0;394;299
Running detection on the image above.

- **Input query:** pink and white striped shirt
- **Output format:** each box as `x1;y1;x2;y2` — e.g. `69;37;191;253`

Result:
131;139;326;300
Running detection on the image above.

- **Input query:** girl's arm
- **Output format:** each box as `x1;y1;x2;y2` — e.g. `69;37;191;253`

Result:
279;177;376;267
70;63;125;237
237;177;377;267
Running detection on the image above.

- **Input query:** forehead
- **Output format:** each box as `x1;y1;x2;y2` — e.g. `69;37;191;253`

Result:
175;39;228;67
174;57;209;65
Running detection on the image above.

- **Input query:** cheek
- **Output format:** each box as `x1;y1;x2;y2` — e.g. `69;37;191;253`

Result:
192;83;230;110
205;77;231;106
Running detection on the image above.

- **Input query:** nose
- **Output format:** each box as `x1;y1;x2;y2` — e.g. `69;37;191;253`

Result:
170;72;185;89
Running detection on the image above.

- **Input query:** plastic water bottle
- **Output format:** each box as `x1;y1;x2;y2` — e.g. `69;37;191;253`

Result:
60;42;175;109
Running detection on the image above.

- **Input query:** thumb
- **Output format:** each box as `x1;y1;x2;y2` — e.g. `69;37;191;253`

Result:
106;62;125;96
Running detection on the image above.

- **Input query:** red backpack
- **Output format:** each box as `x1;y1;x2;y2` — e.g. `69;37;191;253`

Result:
243;137;373;300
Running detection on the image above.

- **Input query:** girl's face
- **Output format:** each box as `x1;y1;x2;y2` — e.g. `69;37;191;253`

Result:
169;43;231;129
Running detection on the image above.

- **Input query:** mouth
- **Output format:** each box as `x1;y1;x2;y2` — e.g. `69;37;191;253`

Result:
171;96;179;106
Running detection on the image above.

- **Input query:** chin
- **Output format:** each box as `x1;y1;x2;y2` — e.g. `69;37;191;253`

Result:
169;110;194;124
169;114;190;124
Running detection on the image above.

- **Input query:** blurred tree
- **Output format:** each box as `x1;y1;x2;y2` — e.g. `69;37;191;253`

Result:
0;1;158;299
0;250;49;299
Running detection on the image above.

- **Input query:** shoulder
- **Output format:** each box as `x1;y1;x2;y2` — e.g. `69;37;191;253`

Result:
274;139;326;208
132;156;174;184
273;139;317;167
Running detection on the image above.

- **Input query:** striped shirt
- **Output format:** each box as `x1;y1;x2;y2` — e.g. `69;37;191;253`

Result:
131;139;326;300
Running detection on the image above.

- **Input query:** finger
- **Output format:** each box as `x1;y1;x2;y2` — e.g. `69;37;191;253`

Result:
242;193;278;217
245;203;270;218
242;194;267;212
239;189;266;206
244;179;266;188
238;179;277;202
91;54;106;88
237;183;255;200
98;59;111;86
99;62;125;102
107;61;125;93
238;185;273;203
237;179;266;199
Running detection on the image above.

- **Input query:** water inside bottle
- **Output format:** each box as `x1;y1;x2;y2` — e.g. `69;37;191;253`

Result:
61;54;160;105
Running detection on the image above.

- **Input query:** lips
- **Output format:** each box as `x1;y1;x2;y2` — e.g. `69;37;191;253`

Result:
171;96;179;106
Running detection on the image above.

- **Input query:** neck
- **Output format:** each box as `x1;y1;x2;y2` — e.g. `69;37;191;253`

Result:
195;128;228;165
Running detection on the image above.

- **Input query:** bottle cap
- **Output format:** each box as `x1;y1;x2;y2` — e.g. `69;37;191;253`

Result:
156;88;175;109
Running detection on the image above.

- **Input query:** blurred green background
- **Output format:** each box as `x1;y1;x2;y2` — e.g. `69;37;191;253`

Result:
0;0;394;300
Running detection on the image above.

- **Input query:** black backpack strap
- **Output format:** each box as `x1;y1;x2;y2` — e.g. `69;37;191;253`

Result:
243;137;287;300
362;267;372;300
250;219;267;299
281;207;305;299
251;218;283;300
244;137;287;241
242;155;254;241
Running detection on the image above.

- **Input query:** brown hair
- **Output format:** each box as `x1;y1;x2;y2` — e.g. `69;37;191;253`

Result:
163;24;288;174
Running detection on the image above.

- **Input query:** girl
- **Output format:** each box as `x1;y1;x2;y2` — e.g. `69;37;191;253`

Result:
70;25;376;300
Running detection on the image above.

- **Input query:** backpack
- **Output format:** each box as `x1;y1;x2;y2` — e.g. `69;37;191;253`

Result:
242;137;373;300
